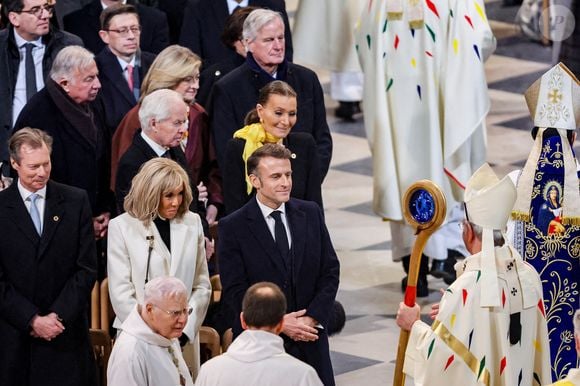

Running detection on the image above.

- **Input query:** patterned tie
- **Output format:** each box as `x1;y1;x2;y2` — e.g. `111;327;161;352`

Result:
270;210;289;263
126;64;134;91
24;43;37;101
28;193;42;235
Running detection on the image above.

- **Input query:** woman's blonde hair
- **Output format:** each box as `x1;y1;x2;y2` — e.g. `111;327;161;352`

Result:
124;158;193;225
140;45;202;102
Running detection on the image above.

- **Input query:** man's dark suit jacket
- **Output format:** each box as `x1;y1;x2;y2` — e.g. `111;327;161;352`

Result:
115;131;207;232
95;47;156;134
0;27;82;167
63;0;169;54
0;180;97;385
209;61;332;179
178;0;293;69
218;197;339;385
222;133;323;214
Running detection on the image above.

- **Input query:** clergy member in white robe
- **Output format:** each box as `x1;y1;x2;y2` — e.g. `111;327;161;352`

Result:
196;282;322;386
397;163;552;386
108;277;194;386
354;0;496;266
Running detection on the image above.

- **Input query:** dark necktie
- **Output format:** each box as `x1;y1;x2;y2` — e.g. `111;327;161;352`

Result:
24;43;37;101
161;150;172;159
270;210;289;262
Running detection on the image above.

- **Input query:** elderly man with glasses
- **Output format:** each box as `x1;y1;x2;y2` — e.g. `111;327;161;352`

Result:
108;276;195;386
0;0;82;180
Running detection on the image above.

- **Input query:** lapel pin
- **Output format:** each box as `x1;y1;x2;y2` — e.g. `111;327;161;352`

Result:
53;216;59;222
291;153;296;159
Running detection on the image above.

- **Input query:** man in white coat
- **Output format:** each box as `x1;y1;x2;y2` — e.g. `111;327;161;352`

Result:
196;282;323;386
108;276;194;386
396;164;551;385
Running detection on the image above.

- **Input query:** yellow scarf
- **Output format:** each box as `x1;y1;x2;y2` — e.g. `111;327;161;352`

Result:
233;123;281;194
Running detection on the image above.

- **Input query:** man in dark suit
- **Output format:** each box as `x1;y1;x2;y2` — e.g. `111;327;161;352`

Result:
0;128;97;385
218;143;340;386
115;89;205;224
0;0;82;176
95;4;155;134
208;8;332;180
179;0;293;69
63;0;169;54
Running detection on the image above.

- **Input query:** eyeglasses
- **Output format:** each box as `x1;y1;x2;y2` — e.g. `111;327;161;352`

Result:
152;304;193;319
17;3;54;18
105;26;142;36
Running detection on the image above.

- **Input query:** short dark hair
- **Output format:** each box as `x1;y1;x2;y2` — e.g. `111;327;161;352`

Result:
242;282;287;328
247;143;292;176
100;4;139;31
3;0;25;14
221;6;259;48
9;128;53;164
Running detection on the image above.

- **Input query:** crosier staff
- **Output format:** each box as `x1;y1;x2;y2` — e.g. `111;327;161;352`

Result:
393;180;446;386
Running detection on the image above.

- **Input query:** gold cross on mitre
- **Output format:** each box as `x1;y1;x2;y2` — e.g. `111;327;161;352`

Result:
548;89;563;104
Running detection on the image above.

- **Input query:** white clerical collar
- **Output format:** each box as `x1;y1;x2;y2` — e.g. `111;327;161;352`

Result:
13;29;43;47
226;0;248;14
17;179;47;202
141;131;168;157
101;0;127;9
256;197;286;219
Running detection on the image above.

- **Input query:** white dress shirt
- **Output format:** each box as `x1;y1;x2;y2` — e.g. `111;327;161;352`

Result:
17;180;47;230
116;55;136;84
256;198;292;248
12;31;45;125
140;131;167;156
226;0;249;14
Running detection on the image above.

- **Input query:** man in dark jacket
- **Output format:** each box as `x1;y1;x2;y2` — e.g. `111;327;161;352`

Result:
95;4;155;134
0;0;82;176
0;128;97;386
207;8;332;179
63;0;169;54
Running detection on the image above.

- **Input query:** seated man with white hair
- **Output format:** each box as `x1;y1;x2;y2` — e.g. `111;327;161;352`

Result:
107;276;194;386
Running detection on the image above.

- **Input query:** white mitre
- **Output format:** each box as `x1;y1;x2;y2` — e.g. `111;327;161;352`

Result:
464;163;516;307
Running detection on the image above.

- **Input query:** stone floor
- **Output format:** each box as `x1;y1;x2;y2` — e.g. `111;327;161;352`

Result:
283;0;566;384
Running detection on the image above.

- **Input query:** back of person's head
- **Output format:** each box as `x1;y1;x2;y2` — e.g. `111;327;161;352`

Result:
138;88;185;132
124;157;193;225
99;3;139;30
49;45;95;82
9;128;53;164
221;6;259;48
143;276;188;306
140;45;201;101
246;143;292;177
244;80;297;125
242;8;283;43
242;282;287;329
574;309;580;337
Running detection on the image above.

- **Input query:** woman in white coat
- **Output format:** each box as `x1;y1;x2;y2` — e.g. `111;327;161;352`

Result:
107;157;211;378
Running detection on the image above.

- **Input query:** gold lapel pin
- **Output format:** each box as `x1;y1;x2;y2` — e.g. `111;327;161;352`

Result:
53;216;59;222
291;153;297;159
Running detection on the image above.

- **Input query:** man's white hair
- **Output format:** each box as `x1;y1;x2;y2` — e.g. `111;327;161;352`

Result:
574;309;580;336
143;276;187;305
242;8;283;44
138;89;185;132
50;45;95;82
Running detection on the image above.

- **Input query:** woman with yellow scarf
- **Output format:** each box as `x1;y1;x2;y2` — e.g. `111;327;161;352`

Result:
222;81;323;214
